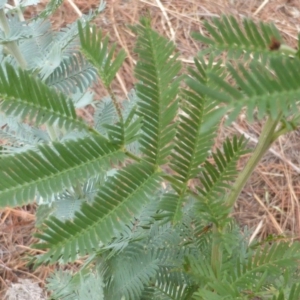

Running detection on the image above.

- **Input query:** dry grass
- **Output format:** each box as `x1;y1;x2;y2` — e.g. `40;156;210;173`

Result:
1;0;300;297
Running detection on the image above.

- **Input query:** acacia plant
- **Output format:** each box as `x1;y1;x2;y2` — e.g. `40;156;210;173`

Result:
1;1;300;299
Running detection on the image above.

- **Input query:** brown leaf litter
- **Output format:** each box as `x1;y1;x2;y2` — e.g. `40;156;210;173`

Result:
1;0;300;298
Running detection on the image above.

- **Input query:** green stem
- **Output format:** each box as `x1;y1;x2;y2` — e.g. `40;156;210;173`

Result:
0;9;27;69
210;115;281;277
107;85;123;124
226;115;281;209
211;224;222;278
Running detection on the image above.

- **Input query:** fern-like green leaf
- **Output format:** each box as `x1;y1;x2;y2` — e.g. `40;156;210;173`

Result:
124;117;142;145
0;135;124;207
46;52;98;93
94;94;142;146
166;58;226;222
38;0;64;19
217;242;300;298
107;248;159;300
159;193;184;223
171;59;222;182
196;136;248;225
286;284;300;300
78;21;126;88
102;217;197;300
0;63;88;130
141;266;194;300
134;18;181;165
33;162;161;264
189;57;300;123
186;254;216;294
193;15;283;60
191;241;300;299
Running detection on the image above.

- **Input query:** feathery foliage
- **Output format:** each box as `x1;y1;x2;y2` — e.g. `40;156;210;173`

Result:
0;135;124;206
192;15;283;61
78;21;126;88
38;0;63;19
189;57;300;124
1;5;300;299
34;162;161;264
134;18;181;165
0;63;88;130
195;135;249;225
46;52;98;94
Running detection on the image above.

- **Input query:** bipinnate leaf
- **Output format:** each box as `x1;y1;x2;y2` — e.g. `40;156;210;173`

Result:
78;21;126;88
0;63;87;130
187;57;300;124
196;136;248;225
0;135;124;207
166;57;224;223
193;15;283;61
33;162;161;264
134;17;181;165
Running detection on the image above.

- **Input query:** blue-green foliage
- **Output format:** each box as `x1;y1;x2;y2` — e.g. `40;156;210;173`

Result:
0;7;300;300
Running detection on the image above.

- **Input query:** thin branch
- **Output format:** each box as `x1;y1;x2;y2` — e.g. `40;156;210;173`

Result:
232;121;300;174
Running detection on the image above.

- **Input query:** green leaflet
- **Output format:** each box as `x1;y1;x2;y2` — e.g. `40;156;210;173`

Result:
33;162;161;264
0;135;124;206
0;63;88;130
134;18;181;166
